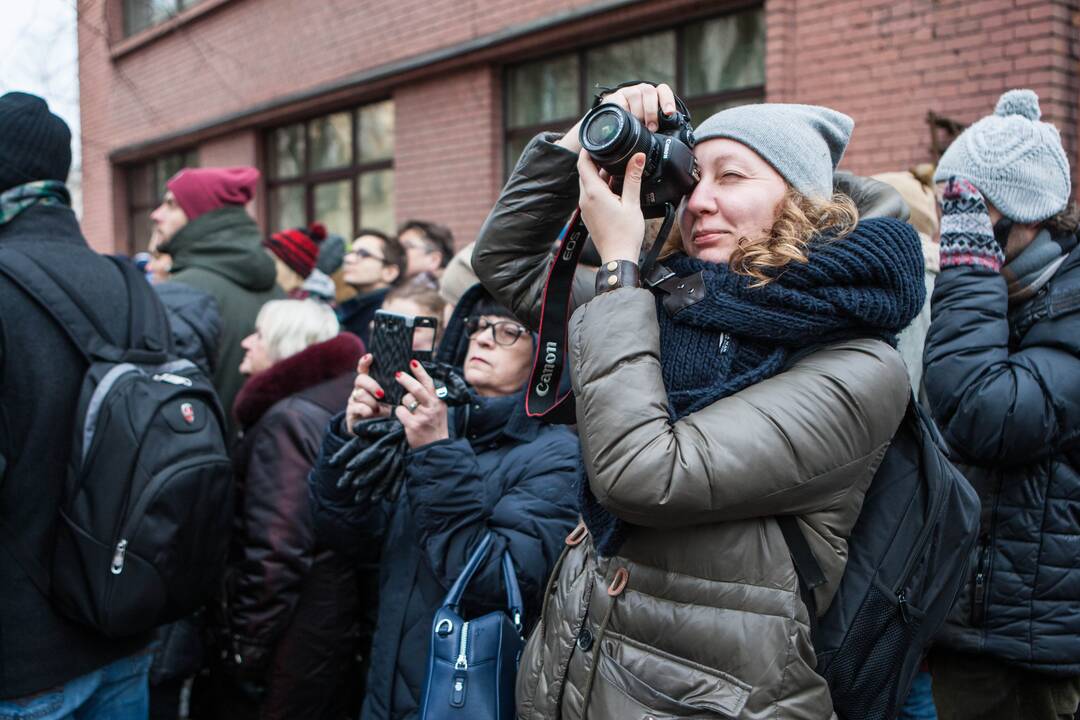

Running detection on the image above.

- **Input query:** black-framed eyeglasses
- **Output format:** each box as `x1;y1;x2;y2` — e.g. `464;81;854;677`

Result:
348;246;390;264
465;316;528;346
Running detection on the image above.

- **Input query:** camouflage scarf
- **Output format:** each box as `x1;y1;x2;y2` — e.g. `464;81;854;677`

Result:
0;180;71;227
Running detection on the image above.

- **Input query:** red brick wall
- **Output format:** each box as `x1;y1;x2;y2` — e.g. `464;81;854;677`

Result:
395;68;501;248
77;0;599;251
766;0;1080;183
78;0;1080;252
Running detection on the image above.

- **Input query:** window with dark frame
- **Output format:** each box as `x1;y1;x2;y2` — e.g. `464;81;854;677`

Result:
503;7;766;177
123;0;205;37
266;100;395;243
126;149;198;255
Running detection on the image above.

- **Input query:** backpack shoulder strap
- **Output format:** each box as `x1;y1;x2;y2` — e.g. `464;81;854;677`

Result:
0;248;123;362
0;249;169;363
777;515;824;636
105;255;173;360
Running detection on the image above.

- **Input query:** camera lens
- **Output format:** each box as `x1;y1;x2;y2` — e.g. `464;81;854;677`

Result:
584;110;623;147
579;104;654;176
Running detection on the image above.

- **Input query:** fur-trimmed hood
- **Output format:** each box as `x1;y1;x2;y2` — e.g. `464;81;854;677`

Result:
233;332;364;428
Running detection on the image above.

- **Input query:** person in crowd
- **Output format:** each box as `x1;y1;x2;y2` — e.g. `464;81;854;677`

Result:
211;299;366;720
146;231;173;284
874;165;941;397
873;166;942;720
309;285;580;720
262;221;326;298
0;91;153;717
473;83;925;718
151;166;284;440
922;89;1080;720
381;274;447;352
398;219;454;279
311;233;356;304
337;229;405;346
145;279;223;720
436;242;478;327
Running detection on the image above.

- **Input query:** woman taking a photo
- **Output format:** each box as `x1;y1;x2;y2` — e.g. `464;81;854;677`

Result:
473;84;925;719
308;285;580;720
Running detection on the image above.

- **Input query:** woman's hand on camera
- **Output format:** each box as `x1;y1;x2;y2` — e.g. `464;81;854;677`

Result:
578;150;646;265
394;360;450;449
345;354;390;434
557;82;677;154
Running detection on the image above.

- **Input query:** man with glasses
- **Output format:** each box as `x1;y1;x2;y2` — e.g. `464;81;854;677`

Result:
337;229;405;346
397;219;454;280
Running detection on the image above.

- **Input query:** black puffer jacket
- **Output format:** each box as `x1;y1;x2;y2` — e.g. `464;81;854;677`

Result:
217;332;366;719
155;281;222;377
924;240;1080;674
309;287;581;720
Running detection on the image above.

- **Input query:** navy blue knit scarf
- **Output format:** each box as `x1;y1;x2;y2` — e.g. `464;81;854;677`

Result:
581;217;926;555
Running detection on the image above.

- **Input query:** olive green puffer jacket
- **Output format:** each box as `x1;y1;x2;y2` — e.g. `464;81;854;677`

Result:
473;134;912;719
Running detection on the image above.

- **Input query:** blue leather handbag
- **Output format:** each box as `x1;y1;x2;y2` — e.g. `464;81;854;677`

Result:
419;533;525;720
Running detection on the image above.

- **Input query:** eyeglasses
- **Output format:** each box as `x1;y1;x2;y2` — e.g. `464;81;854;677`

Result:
465;317;528;347
348;246;390;264
400;237;438;254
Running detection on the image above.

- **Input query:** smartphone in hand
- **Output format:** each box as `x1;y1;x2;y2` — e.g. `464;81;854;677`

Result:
369;310;438;406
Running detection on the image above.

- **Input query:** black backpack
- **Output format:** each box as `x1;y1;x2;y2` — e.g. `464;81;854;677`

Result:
779;396;980;720
0;248;234;638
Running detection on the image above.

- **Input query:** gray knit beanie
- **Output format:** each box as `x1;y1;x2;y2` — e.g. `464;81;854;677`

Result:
933;89;1070;224
693;103;853;200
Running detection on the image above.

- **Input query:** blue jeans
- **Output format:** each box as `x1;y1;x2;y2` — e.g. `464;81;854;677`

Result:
900;669;939;720
0;651;151;720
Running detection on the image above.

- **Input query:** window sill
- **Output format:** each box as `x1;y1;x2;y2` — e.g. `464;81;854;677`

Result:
110;0;233;60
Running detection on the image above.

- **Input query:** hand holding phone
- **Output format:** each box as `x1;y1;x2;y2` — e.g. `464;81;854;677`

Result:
369;310;438;406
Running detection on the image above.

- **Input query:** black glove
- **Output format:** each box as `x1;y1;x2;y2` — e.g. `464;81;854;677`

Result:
329;361;472;505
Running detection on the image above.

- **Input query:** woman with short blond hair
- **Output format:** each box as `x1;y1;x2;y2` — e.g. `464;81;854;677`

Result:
212;298;366;720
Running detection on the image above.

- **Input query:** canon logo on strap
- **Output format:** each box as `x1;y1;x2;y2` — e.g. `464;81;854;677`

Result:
534;341;559;397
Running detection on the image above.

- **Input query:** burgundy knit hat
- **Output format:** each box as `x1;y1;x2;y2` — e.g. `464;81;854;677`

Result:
263;222;327;278
166;166;260;221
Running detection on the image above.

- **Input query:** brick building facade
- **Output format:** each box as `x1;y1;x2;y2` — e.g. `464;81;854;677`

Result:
77;0;1080;254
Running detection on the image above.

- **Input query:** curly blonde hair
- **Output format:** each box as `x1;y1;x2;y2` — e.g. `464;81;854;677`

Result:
661;190;859;286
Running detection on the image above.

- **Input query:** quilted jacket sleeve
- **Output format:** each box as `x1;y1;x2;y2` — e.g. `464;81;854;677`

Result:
569;288;909;527
404;430;579;613
307;413;392;562
472;133;597;330
923;263;1080;464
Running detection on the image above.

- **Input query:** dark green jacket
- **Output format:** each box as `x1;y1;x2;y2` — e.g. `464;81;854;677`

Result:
162;207;284;438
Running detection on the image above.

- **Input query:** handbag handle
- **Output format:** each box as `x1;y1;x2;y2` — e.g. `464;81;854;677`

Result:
443;533;525;632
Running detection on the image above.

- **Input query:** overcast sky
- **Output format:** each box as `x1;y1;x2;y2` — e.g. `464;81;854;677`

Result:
0;0;81;165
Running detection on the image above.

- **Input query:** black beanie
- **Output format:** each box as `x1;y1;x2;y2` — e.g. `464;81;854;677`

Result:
0;92;73;194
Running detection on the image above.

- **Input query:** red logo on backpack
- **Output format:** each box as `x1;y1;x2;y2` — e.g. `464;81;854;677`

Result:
181;402;195;424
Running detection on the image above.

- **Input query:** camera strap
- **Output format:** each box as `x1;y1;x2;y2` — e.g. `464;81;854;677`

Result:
525;202;677;424
524;209;588;424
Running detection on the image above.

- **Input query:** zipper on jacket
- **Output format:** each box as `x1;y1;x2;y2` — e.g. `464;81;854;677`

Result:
110;539;128;575
454;621;470;670
971;535;990;626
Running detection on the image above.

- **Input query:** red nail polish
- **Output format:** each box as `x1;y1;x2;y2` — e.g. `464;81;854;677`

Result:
394;371;402;378
375;389;384;399
410;360;419;369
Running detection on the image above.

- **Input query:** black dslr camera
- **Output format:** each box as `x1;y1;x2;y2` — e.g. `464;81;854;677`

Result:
579;98;698;218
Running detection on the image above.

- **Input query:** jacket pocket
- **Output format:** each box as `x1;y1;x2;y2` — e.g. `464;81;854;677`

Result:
589;631;752;719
